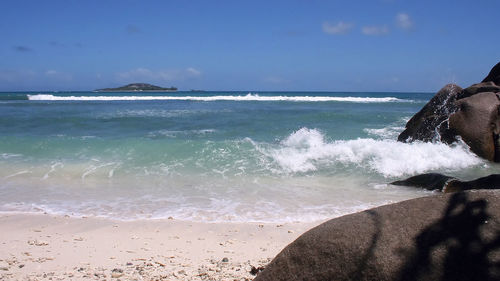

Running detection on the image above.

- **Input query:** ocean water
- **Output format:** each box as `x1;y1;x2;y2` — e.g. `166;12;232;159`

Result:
0;91;496;223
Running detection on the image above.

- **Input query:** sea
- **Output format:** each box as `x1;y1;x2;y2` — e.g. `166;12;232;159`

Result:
0;91;496;223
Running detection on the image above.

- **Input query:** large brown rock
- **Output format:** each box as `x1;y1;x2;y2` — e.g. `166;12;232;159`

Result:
254;191;500;281
482;62;500;85
391;173;500;193
458;82;500;100
398;62;500;162
449;92;500;161
397;84;461;143
390;173;455;191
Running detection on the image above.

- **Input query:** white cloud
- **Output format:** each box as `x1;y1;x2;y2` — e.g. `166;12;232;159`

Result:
396;13;413;30
322;21;354;35
45;70;58;76
362;25;389;36
45;70;73;81
186;67;202;77
116;67;202;83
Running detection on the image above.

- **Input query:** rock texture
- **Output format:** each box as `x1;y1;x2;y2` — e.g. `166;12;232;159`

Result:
254;191;500;281
391;173;500;193
397;84;462;143
390;173;455;191
449;92;500;161
458;81;500;100
398;62;500;162
482;62;500;85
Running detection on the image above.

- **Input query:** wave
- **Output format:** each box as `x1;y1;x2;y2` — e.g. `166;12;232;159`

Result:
27;93;408;103
0;199;399;223
1;128;485;179
258;128;484;177
0;127;487;223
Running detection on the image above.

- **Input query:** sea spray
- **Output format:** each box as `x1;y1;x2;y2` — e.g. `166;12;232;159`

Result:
257;128;484;177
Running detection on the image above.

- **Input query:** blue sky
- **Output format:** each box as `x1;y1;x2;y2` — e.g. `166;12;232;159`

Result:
1;0;499;92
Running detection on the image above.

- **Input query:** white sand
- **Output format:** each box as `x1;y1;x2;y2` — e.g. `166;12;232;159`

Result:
0;213;319;280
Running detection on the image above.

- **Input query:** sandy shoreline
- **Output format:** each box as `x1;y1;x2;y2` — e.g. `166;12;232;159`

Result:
0;213;319;280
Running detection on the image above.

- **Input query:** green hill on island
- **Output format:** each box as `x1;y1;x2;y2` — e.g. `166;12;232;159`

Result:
95;83;177;92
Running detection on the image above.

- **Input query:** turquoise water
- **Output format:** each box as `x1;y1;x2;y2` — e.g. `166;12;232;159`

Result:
0;91;495;222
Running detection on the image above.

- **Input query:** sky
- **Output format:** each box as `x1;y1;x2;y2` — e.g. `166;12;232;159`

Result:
0;0;499;92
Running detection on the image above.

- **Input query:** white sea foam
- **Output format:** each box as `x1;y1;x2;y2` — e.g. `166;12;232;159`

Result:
81;162;118;179
364;117;410;139
147;129;216;138
263;128;483;177
1;153;23;159
0;195;422;223
0;158;437;223
28;94;407;103
42;162;63;180
364;126;405;139
3;170;31;179
101;109;194;118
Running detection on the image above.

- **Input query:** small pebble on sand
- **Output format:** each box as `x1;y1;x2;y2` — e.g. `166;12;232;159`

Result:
27;240;49;246
111;268;123;278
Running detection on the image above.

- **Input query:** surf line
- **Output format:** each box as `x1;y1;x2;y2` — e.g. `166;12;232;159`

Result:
27;94;406;103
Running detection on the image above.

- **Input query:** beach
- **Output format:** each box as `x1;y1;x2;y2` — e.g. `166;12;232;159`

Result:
2;0;498;279
0;213;317;280
0;91;494;280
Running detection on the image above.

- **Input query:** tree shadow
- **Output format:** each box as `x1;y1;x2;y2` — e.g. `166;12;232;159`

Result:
351;210;382;280
398;192;500;281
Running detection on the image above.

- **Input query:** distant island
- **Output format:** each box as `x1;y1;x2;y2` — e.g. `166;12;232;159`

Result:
95;83;177;92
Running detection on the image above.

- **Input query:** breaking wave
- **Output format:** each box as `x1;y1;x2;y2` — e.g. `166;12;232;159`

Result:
27;94;408;103
260;128;484;177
